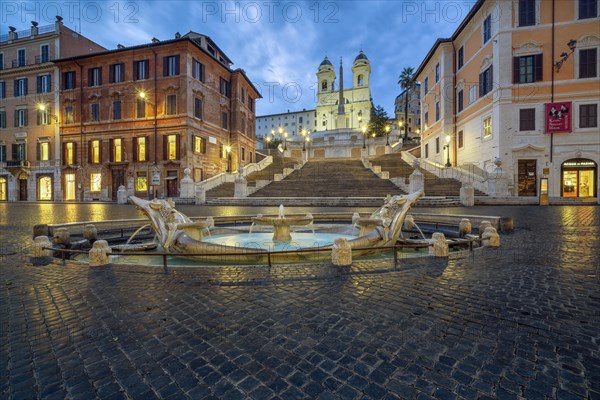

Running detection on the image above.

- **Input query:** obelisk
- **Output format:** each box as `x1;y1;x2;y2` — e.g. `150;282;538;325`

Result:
336;57;346;129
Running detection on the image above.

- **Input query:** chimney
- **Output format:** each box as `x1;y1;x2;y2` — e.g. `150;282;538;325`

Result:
8;26;17;40
55;15;63;31
117;44;125;49
151;37;160;43
31;21;39;36
175;32;181;39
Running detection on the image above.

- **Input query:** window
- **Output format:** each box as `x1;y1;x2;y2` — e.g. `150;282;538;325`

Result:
37;74;51;93
18;49;26;66
248;96;254;112
14;109;27;127
519;0;536;26
65;106;74;124
88;67;102;87
220;143;228;159
425;143;429;158
458;130;464;148
166;135;178;160
0;81;4;98
457;46;464;69
424;111;429;126
135;137;147;161
0;109;5;128
193;136;207;154
222;112;228;129
14;78;27;96
90;140;101;163
468;85;477;104
457;89;464;112
194;98;203;119
0;53;3;70
136;98;146;118
220;77;231;97
12;143;26;161
299;117;303;123
514;54;543;83
133;59;149;80
580;104;598;128
166;95;177;115
38;176;52;201
37;107;50;125
435;101;440;121
90;173;101;192
357;74;364;86
38;141;50;161
193;59;205;81
163;55;180;76
62;71;76;90
579;48;597;79
424;77;429;93
479;66;493;97
241;118;246;134
519;108;536;131
241;87;246;102
579;0;598;19
40;44;49;63
135;172;147;192
241;147;245;161
112;101;122;120
435;63;440;82
109;63;124;83
483;15;491;43
91;103;100;122
483;116;492;138
0;177;6;201
321;80;328;91
112;138;122;162
435;138;440;154
64;142;75;165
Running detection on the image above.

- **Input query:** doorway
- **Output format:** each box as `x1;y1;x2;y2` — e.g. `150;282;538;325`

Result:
65;173;76;201
112;169;125;201
517;160;537;196
561;159;596;198
19;176;28;201
166;170;178;197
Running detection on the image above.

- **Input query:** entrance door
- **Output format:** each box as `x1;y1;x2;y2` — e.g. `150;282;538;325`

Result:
65;173;76;201
19;178;28;201
112;169;125;201
166;171;178;197
518;160;537;196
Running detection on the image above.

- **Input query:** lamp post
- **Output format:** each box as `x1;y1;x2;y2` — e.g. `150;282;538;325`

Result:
385;125;391;146
226;145;232;173
443;135;451;167
362;126;367;148
139;91;158;199
301;129;309;151
554;39;577;72
283;131;288;151
398;120;403;142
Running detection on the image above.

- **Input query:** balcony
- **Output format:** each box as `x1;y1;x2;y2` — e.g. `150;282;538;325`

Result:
5;160;30;167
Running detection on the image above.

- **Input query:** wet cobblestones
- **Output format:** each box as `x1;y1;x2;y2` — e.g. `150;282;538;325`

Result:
1;205;599;399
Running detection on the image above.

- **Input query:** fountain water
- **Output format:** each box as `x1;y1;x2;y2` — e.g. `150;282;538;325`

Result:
111;224;157;252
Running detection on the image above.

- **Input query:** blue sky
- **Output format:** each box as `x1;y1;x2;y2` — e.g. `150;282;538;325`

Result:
4;0;474;116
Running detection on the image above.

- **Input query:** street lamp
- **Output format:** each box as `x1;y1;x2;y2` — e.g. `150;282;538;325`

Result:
301;129;310;151
443;135;451;167
139;90;158;199
555;39;577;72
225;145;232;173
385;125;391;146
362;126;367;148
283;131;288;151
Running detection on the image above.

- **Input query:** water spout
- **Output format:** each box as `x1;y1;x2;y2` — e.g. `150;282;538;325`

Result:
121;224;151;252
278;204;285;219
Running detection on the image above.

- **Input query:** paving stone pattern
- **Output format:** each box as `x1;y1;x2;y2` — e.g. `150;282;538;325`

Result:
1;206;599;399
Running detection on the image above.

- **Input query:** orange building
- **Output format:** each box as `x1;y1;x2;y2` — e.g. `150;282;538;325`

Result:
0;17;105;201
56;32;260;201
415;0;599;200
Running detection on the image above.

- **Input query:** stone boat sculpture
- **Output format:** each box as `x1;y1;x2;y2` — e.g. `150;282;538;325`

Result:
129;190;423;263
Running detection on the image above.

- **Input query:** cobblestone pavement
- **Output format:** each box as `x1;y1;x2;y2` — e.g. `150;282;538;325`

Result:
1;206;599;399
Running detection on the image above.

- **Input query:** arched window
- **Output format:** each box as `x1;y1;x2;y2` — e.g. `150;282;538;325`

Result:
357;74;364;86
38;176;52;201
321;80;328;91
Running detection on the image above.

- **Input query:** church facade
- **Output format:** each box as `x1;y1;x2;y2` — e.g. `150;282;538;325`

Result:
316;51;372;131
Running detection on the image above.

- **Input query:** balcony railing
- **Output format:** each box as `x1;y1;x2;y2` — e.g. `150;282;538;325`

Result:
5;160;30;167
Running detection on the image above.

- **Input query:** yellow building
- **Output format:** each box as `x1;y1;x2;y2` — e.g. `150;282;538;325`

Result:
415;0;599;200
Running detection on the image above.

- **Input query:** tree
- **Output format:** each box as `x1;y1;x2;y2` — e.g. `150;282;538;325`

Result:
398;67;416;140
367;104;389;137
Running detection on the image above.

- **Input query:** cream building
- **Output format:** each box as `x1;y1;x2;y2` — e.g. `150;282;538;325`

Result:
415;0;599;200
256;109;317;139
316;51;372;131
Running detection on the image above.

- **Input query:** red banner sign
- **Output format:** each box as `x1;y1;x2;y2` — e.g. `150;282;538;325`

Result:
545;102;572;133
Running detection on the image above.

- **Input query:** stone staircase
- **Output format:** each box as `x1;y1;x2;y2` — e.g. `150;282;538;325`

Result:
249;158;404;198
370;154;487;197
205;156;298;198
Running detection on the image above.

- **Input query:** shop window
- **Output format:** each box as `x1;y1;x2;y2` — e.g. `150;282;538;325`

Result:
38;176;52;200
90;173;101;192
65;173;76;201
0;177;7;201
135;172;148;192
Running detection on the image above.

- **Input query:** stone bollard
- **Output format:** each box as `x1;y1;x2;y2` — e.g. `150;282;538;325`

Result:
404;214;416;230
195;184;206;205
89;240;112;267
429;232;448;257
332;238;352;266
478;221;492;236
53;228;70;247
117;185;128;204
32;224;49;239
458;218;472;238
481;227;500;247
500;217;513;232
83;224;98;243
32;236;53;257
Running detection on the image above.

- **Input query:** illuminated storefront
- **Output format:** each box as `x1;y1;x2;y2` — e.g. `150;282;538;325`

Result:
65;173;76;201
37;175;53;201
0;177;7;201
561;159;597;198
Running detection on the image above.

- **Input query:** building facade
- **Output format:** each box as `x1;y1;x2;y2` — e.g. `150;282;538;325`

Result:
0;17;105;201
415;0;599;199
56;32;260;201
256;109;317;140
316;52;372;131
394;84;421;139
